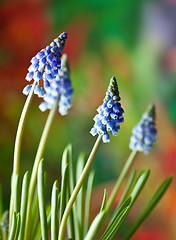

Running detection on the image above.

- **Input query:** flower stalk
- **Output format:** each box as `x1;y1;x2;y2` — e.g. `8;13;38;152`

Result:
9;81;37;230
58;135;102;240
24;98;59;240
106;149;138;212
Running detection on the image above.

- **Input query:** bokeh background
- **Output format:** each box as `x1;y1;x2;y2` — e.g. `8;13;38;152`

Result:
0;0;176;239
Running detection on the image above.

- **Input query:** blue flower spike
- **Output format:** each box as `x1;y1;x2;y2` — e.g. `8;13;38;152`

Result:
23;32;68;96
39;54;73;116
90;76;124;143
129;103;157;154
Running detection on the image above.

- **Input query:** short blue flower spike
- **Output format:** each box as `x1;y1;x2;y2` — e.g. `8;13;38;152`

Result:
23;32;68;96
129;103;157;154
39;54;73;116
90;76;124;143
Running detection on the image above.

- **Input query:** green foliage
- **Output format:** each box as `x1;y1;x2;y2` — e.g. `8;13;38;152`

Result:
123;176;173;240
38;160;48;240
0;144;173;240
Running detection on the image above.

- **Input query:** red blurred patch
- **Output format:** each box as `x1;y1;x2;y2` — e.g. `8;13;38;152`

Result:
159;145;176;175
63;15;92;66
131;227;167;240
0;0;50;91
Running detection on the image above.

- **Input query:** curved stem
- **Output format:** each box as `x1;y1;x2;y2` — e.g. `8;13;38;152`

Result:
24;100;58;240
9;82;36;230
89;149;138;240
106;149;138;212
58;135;102;240
13;82;37;175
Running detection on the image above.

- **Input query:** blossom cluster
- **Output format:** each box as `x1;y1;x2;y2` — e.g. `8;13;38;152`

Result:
39;54;73;116
129;104;157;154
23;32;67;97
90;77;124;143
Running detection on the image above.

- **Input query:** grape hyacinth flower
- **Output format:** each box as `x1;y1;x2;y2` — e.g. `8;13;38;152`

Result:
39;54;73;116
129;104;157;154
23;32;68;97
90;76;124;143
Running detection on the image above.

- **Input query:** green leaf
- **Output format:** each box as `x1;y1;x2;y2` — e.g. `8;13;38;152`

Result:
61;146;69;177
18;172;29;240
130;169;150;206
101;197;132;240
14;213;21;240
84;171;95;237
29;189;39;239
59;164;69;222
76;153;85;239
67;144;79;240
110;169;137;222
37;160;48;240
8;212;17;240
119;169;137;205
51;180;58;240
84;210;106;240
100;189;107;212
48;193;60;231
39;194;60;240
67;144;74;193
14;175;20;214
101;206;130;240
101;170;150;240
123;176;173;240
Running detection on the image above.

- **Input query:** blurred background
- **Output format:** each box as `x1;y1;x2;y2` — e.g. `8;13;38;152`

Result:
0;0;176;239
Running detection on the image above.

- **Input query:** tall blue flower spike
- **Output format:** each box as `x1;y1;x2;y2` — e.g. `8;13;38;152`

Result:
90;76;124;143
23;32;68;97
129;103;157;154
39;54;73;116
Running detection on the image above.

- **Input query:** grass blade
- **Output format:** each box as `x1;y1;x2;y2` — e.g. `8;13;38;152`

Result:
8;212;17;240
38;160;48;240
110;170;137;221
100;189;107;212
59;164;68;222
29;189;39;239
84;210;106;240
102;170;150;240
123;176;173;240
14;213;21;240
76;153;85;239
47;193;61;236
101;197;132;240
119;169;137;205
67;145;79;240
18;172;29;240
130;170;150;206
61;145;76;239
84;171;95;237
39;193;61;240
67;183;75;239
102;206;130;240
14;175;20;214
51;180;58;240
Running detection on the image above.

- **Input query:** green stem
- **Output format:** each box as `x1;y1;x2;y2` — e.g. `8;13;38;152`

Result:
9;82;36;230
106;149;138;212
24;100;58;240
58;135;102;240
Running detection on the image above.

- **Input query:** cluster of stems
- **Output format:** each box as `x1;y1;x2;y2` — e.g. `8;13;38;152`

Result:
9;80;139;240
